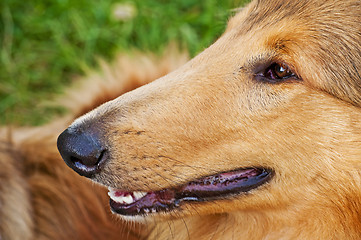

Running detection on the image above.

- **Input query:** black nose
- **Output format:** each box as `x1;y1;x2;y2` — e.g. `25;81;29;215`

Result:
57;128;107;178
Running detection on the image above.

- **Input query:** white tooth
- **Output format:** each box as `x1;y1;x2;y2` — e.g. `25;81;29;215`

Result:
107;191;115;199
108;191;125;203
107;188;145;204
144;208;150;213
151;208;156;213
122;194;134;204
133;191;147;200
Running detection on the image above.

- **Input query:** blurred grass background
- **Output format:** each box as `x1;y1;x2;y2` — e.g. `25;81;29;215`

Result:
0;0;249;126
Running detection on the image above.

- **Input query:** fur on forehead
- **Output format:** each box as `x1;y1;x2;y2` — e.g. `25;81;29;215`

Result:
229;0;361;106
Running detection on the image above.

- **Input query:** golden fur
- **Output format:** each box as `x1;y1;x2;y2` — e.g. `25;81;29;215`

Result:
0;50;188;239
2;0;361;239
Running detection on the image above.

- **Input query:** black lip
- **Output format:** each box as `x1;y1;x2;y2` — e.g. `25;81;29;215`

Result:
109;168;273;216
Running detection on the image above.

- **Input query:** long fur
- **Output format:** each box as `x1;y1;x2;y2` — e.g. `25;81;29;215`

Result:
2;0;361;239
0;49;188;240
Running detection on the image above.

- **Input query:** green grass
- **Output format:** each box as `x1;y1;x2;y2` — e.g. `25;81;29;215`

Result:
0;0;249;126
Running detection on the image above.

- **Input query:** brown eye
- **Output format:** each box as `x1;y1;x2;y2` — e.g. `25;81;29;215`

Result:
262;62;296;82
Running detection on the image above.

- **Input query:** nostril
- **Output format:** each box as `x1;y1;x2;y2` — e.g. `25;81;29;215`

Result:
69;150;108;174
57;128;108;178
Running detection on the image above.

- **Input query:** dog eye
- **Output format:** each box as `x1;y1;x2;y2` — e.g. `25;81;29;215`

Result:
259;62;296;83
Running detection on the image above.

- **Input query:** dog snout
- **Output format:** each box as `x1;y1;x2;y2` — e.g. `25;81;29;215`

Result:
57;128;108;178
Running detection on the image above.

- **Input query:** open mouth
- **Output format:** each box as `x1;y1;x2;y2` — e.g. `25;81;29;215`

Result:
108;168;273;216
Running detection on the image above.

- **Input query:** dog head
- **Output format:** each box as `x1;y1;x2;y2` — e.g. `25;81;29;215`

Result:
58;0;361;222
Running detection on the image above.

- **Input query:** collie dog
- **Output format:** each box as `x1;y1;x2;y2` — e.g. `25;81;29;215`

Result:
3;0;361;239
